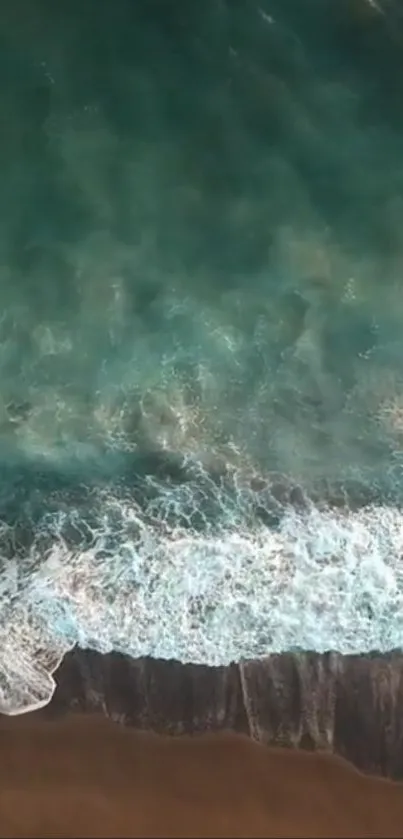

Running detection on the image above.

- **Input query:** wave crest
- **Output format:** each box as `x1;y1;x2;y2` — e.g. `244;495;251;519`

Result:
2;466;403;714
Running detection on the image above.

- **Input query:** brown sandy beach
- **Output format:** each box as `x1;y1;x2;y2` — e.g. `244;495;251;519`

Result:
0;712;403;839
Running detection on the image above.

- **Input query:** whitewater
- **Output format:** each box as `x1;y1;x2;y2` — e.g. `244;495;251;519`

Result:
2;461;403;715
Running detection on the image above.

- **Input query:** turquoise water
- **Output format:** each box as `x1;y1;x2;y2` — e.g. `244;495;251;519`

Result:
2;0;403;713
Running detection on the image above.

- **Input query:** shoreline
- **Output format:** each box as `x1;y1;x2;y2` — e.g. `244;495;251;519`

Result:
5;645;401;780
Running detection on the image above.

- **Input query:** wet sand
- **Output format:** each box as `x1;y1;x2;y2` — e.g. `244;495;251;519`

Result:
0;713;402;838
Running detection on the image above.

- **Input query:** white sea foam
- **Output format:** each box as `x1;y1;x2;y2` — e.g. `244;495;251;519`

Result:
1;477;403;715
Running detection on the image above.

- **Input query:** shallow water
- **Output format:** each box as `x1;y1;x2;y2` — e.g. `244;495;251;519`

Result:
2;0;403;712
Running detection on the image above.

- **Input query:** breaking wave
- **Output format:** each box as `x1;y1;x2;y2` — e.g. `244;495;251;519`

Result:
2;457;403;714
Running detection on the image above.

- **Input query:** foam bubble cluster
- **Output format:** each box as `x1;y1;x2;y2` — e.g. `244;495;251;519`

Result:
2;471;403;714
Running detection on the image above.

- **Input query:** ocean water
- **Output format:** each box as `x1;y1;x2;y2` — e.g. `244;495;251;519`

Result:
2;0;403;713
